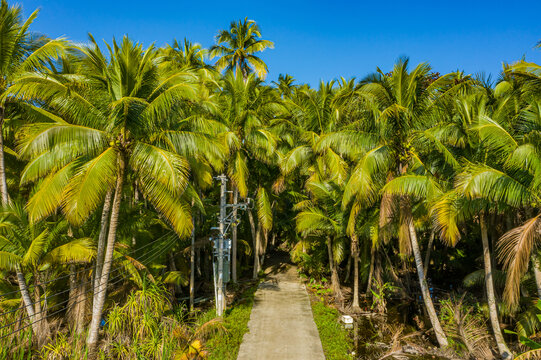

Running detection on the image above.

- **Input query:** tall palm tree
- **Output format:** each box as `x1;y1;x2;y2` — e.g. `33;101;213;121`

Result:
455;91;541;308
160;38;208;70
210;17;274;79
410;83;517;359
0;0;66;205
277;80;357;303
329;58;459;347
9;36;223;355
216;70;282;279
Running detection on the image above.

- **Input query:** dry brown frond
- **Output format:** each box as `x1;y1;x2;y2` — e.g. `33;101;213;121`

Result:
271;176;285;194
193;318;226;340
515;349;541;360
497;215;541;306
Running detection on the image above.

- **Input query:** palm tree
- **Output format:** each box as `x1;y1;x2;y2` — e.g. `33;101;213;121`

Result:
329;58;457;347
296;180;349;303
454;89;541;307
277;80;359;300
216;70;283;279
160;38;208;70
0;0;66;205
415;83;517;358
9;35;223;355
273;74;297;99
210;17;274;79
0;201;94;346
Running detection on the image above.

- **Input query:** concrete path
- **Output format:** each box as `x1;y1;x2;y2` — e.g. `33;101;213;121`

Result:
237;258;325;360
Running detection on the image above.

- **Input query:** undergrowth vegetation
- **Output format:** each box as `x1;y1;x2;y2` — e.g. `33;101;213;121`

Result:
1;0;541;358
310;301;353;360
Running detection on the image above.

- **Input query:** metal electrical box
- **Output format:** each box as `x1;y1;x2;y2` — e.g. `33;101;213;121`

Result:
223;258;230;283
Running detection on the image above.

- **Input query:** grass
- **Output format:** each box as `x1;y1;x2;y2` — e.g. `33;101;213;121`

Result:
310;300;353;360
199;281;259;359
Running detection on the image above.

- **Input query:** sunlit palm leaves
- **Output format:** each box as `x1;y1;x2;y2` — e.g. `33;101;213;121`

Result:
210;17;274;79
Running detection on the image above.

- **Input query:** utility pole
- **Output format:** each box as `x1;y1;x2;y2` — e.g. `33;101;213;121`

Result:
216;174;227;316
189;214;195;312
211;174;251;317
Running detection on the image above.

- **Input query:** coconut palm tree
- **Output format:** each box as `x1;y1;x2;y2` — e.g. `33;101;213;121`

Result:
8;35;224;355
455;93;541;305
407;83;517;359
210;17;274;79
0;201;94;346
328;58;459;348
216;69;283;280
0;0;66;205
160;38;208;70
276;80;362;302
296;180;348;302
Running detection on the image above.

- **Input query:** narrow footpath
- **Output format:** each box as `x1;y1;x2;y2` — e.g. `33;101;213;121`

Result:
237;251;325;360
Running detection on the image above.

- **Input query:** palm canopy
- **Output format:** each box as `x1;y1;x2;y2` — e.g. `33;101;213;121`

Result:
215;69;284;197
295;180;348;266
8;35;225;238
325;60;466;208
0;200;94;273
450;93;541;306
0;0;66;95
275;80;356;189
160;38;208;71
0;0;67;205
210;17;274;79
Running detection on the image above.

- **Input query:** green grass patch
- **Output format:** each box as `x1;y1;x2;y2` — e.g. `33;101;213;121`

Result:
311;300;353;360
200;282;258;359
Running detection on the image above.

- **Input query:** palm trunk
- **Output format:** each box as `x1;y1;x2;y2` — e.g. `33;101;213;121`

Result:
407;220;449;347
480;214;512;359
351;234;361;311
93;191;113;286
33;275;50;346
231;187;238;283
87;154;125;356
131;186;139;250
15;265;37;333
248;209;260;279
253;223;262;279
74;268;88;335
532;253;541;298
423;230;435;277
366;245;375;296
0;108;10;206
344;256;352;283
69;263;88;335
190;213;195;312
327;237;343;303
260;230;268;269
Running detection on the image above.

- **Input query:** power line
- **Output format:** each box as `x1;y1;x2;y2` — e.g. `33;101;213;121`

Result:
0;235;179;338
0;231;178;304
0;236;177;332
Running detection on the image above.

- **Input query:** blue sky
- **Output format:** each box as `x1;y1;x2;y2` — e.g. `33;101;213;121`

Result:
20;0;541;86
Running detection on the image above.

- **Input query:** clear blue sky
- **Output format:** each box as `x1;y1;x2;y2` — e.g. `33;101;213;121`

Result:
19;0;541;86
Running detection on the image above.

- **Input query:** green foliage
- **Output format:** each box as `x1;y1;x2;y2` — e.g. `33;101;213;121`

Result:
201;282;258;360
308;277;333;296
370;280;398;313
3;1;541;357
310;301;353;360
